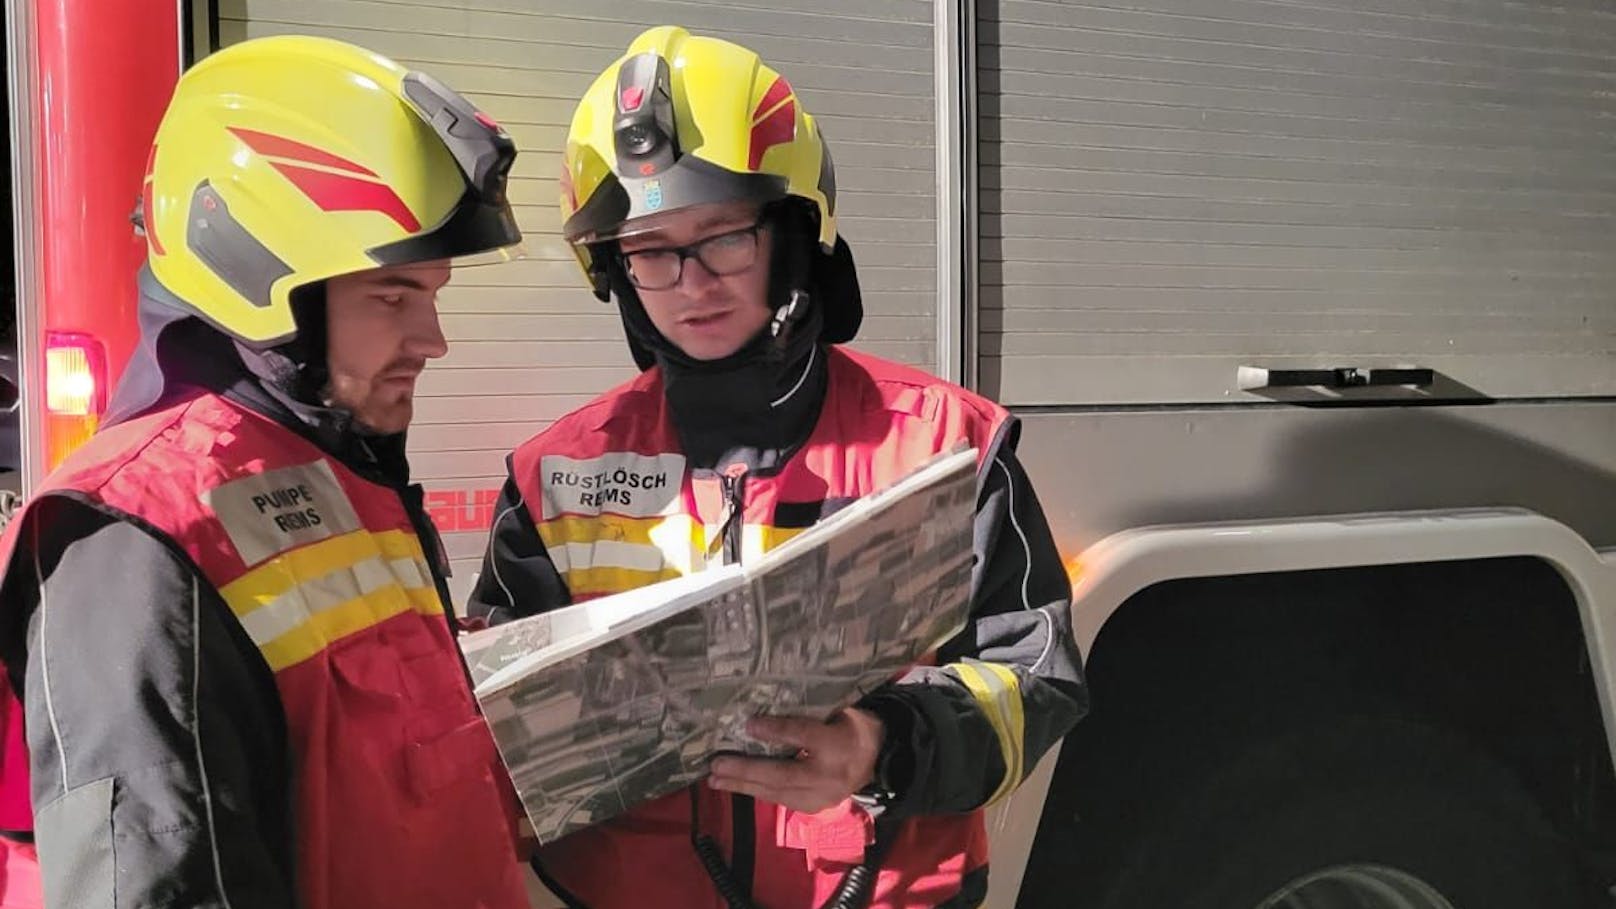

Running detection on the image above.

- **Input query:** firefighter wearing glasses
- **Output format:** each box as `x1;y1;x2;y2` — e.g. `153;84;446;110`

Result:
472;26;1087;909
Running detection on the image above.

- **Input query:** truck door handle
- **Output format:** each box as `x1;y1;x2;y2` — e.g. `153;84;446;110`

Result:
1237;366;1435;391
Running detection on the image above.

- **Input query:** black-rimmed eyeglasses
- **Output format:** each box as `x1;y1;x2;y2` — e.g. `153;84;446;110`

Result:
619;222;765;291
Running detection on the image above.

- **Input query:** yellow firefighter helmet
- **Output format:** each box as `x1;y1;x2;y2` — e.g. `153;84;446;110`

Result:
142;35;521;347
560;26;839;299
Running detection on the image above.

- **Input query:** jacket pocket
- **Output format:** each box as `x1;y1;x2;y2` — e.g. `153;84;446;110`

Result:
405;718;499;800
33;777;113;909
777;799;873;871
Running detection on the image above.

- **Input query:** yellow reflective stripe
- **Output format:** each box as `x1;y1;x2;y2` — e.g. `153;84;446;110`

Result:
231;553;391;645
222;529;398;605
219;528;444;671
406;585;444;618
540;512;806;592
981;662;1026;793
369;533;441;615
379;542;443;619
563;564;684;597
373;530;426;561
537;514;665;546
551;540;667;573
741;524;766;563
540;514;806;569
742;523;807;562
704;522;805;562
540;514;705;575
257;583;416;672
951;660;1026;805
759;524;805;553
650;517;704;574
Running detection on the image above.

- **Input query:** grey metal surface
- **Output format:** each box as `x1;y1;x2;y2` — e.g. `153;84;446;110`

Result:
1015;401;1616;559
934;0;976;387
7;0;42;495
978;0;1616;406
221;0;939;587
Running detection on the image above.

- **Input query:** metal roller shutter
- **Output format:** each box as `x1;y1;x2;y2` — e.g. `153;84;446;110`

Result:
218;0;938;599
979;0;1616;406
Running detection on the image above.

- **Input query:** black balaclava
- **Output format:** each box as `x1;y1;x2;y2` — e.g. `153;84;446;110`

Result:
104;267;411;483
599;200;863;471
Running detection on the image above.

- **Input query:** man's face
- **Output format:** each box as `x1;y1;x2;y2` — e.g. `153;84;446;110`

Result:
324;260;451;435
617;201;774;361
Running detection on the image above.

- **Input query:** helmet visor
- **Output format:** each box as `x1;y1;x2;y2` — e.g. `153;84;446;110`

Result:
367;187;524;266
368;70;524;266
563;155;786;246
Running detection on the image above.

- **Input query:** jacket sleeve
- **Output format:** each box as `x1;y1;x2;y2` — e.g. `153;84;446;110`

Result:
466;468;571;624
17;499;295;908
858;423;1089;818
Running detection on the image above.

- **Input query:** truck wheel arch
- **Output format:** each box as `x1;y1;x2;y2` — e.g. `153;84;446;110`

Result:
992;509;1616;908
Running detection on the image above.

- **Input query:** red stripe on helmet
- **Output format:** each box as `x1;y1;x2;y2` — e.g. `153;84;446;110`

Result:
229;127;380;177
748;100;796;171
752;76;793;122
270;162;422;233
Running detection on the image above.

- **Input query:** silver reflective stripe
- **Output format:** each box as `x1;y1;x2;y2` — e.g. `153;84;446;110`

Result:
32;519;68;793
192;576;237;908
548;540;667;574
388;556;429;590
235;556;398;647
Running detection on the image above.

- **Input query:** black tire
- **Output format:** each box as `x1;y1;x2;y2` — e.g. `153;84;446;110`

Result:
1064;718;1592;909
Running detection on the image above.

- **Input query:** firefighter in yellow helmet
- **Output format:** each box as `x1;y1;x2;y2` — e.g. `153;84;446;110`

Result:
0;36;531;908
471;26;1087;909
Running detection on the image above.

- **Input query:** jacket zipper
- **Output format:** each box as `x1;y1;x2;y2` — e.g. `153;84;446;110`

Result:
718;466;747;567
715;465;756;902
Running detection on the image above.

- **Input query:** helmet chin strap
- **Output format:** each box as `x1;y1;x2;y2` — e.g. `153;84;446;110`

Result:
770;344;818;410
758;202;819;362
768;288;810;352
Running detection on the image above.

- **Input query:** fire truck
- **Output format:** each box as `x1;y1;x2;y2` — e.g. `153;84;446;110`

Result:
6;1;1616;907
